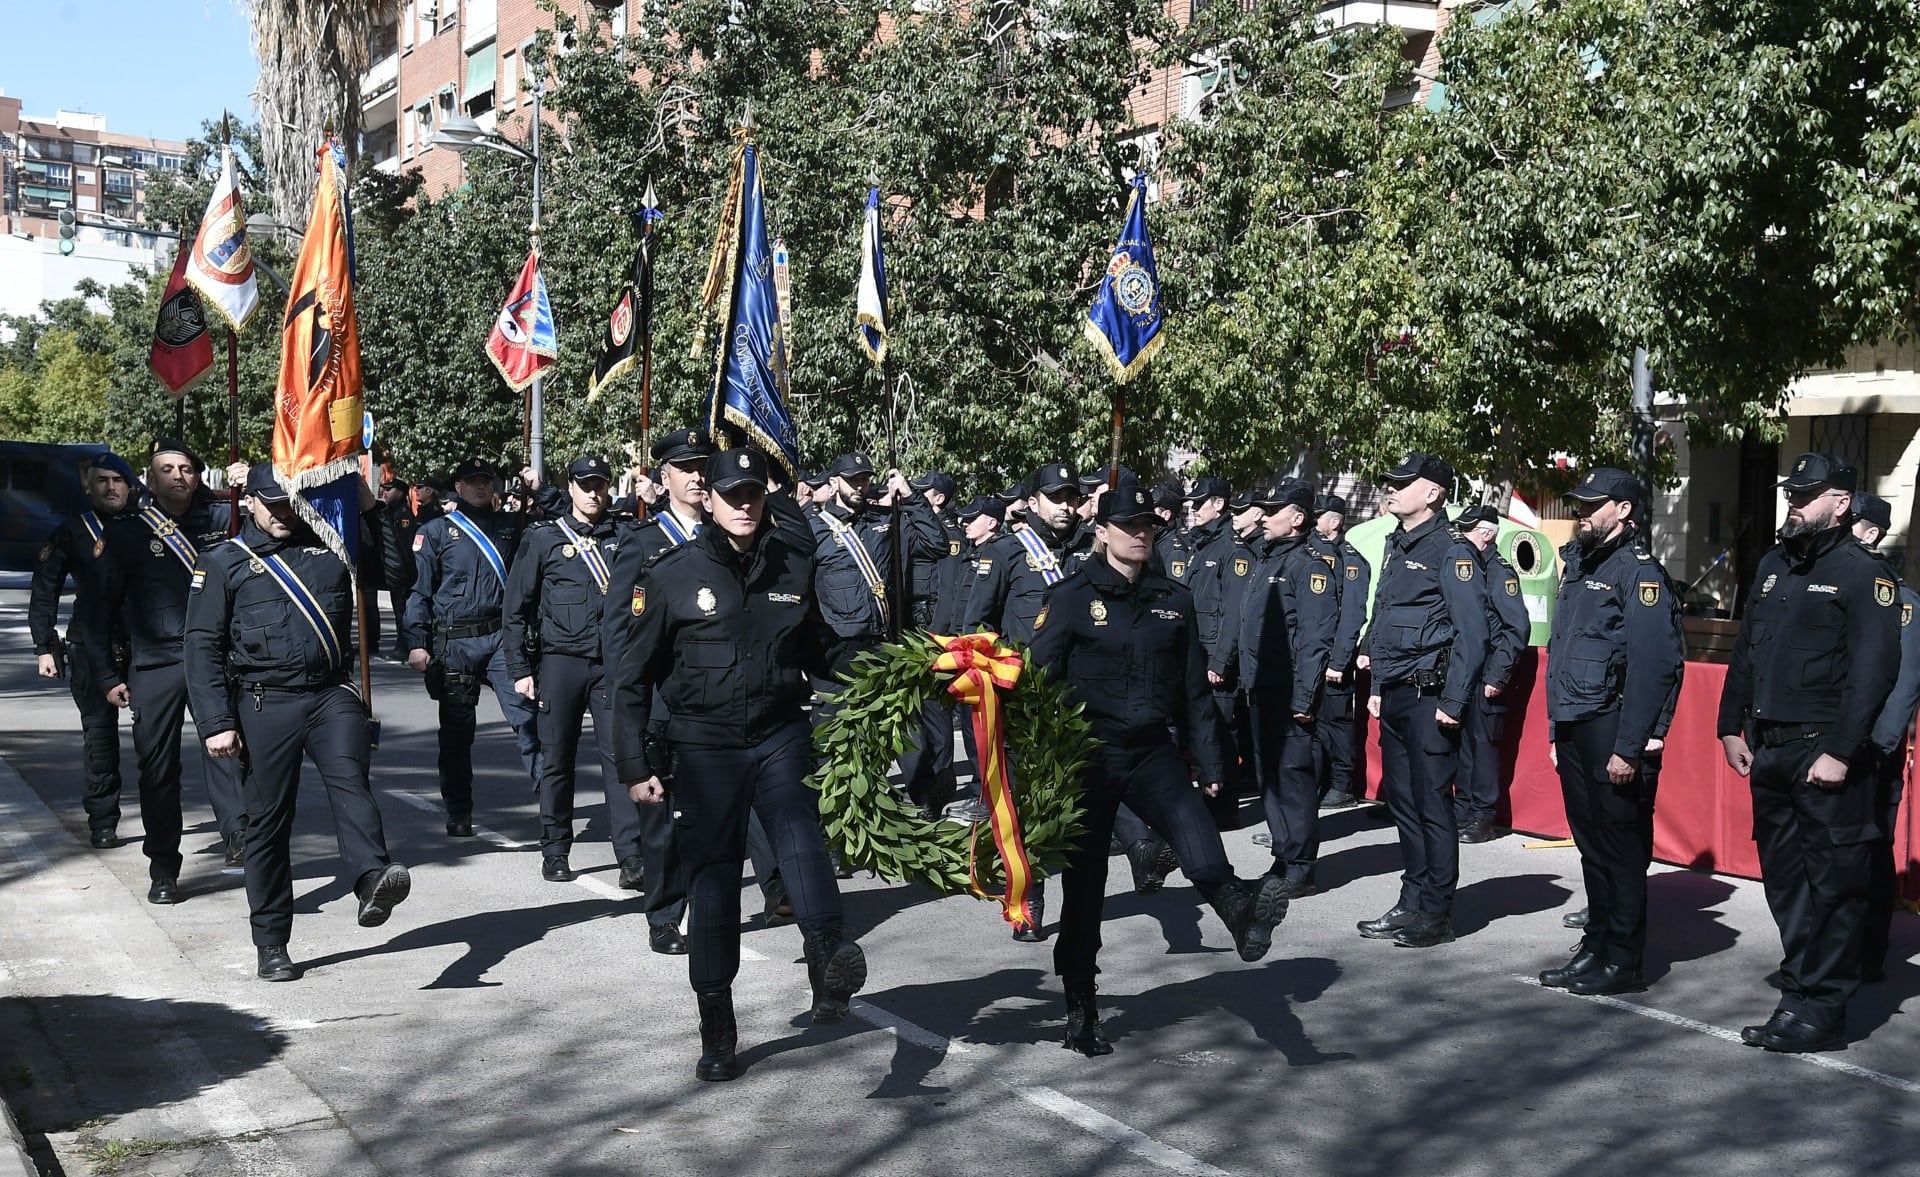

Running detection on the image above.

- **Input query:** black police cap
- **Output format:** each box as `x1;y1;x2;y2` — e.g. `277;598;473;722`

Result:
1151;482;1183;511
1254;479;1315;512
650;428;713;465
1097;480;1160;525
709;447;770;493
1456;504;1500;529
89;451;138;483
957;495;1006;523
1029;463;1078;496
911;471;957;498
1779;451;1858;493
1314;494;1348;517
1184;476;1230;503
148;436;206;473
1854;491;1893;533
801;468;831;489
243;462;290;503
1382;451;1455;490
568;454;613;483
1229;488;1258;512
1566;467;1644;503
829;452;876;479
451;458;496;482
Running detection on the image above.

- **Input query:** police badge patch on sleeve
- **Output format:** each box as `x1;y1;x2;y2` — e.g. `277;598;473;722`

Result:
37;544;52;562
1875;579;1896;607
190;569;206;593
1309;572;1328;595
1454;560;1474;581
1505;578;1519;596
1233;558;1249;577
1638;581;1661;606
631;587;646;616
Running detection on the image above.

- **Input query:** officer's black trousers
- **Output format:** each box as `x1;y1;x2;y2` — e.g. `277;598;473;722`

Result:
533;653;642;862
1313;674;1357;801
1864;744;1908;973
1376;683;1461;915
126;661;247;882
385;591;408;657
66;639;123;835
1248;687;1319;880
1203;690;1244;828
1749;739;1877;1032
1055;742;1236;983
236;685;390;946
438;634;541;819
1555;711;1659;969
1455;690;1509;827
673;722;841;993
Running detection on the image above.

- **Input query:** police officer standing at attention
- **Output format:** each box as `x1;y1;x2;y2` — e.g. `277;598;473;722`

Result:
1718;453;1899;1052
182;465;410;982
81;439;248;902
1848;492;1920;983
1454;504;1533;843
1228;479;1338;898
1359;453;1489;948
1537;469;1683;996
402;458;542;837
611;448;866;1082
1029;479;1291;1056
504;455;647;887
811;452;909;676
1159;476;1229;585
1307;495;1370;810
30;451;137;846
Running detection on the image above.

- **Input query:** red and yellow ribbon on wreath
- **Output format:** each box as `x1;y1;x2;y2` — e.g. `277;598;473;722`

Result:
930;632;1037;931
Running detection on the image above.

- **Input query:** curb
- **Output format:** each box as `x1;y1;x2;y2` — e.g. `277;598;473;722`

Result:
0;1096;37;1177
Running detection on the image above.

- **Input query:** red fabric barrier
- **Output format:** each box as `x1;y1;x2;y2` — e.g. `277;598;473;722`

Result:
1358;649;1919;897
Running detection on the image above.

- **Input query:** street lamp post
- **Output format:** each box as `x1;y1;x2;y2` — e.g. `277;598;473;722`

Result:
433;81;547;482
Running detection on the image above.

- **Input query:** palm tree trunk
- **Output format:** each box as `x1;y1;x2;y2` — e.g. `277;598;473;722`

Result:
246;1;388;222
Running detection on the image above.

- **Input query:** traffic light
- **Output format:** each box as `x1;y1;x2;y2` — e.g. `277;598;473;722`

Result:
57;208;76;256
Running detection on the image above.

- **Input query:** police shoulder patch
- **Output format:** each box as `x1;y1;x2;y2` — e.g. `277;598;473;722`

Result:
976;557;993;577
1171;560;1186;579
1309;572;1328;595
1034;605;1048;631
1454;559;1474;581
949;540;961;557
412;533;426;552
1345;564;1358;580
1875;578;1896;607
1505;578;1519;597
37;543;53;562
1233;557;1250;577
631;586;646;616
1638;581;1661;607
190;569;206;593
1904;603;1913;628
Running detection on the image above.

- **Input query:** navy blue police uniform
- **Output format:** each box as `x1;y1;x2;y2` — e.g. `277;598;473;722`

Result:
608;448;866;1081
1539;470;1684;995
29;453;135;843
1455;504;1534;840
79;439;247;898
1195;494;1261;825
504;455;648;885
1853;493;1920;980
1357;453;1490;947
1028;480;1291;1056
183;465;409;978
400;459;542;834
1306;496;1371;808
1717;453;1900;1051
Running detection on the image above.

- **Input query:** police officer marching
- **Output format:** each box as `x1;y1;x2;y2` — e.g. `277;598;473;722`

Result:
1358;452;1489;948
1453;504;1533;844
1028;479;1291;1056
1848;492;1920;985
30;451;137;846
503;455;649;888
1718;453;1899;1053
1307;495;1370;811
600;427;720;956
402;458;543;836
182;465;411;982
1537;469;1683;997
610;448;867;1082
79;438;248;903
1228;479;1338;898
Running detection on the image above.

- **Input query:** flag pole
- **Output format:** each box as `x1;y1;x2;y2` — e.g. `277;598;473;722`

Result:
870;173;905;640
1108;384;1124;491
222;113;244;536
639;177;657;459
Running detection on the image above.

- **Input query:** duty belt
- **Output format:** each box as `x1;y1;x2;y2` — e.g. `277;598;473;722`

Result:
1753;722;1829;748
439;616;503;639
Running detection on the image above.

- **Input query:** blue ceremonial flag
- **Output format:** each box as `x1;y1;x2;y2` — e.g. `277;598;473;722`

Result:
856;186;889;368
703;135;800;477
1083;173;1166;385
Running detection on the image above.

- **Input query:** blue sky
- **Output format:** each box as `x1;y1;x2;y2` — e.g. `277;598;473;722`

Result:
1;1;258;142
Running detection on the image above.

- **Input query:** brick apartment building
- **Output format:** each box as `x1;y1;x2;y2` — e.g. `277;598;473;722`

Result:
0;90;188;244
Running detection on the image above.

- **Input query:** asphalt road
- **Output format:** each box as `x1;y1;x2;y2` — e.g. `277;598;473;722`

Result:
0;577;1915;1176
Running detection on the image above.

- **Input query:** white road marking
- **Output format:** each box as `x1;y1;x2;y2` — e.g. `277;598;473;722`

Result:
845;999;1227;1175
1516;976;1920;1094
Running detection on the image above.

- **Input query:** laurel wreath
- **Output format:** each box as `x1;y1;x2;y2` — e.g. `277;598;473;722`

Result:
808;632;1096;894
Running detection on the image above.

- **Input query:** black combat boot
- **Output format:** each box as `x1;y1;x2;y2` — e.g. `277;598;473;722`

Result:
801;919;868;1025
695;989;739;1081
1012;883;1047;943
1063;981;1114;1057
1208;875;1291;962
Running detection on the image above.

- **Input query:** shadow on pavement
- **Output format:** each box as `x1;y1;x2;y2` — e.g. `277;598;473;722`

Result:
292;896;627;988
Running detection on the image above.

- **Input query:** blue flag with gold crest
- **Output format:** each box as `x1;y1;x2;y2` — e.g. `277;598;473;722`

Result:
1083;173;1165;385
702;136;800;477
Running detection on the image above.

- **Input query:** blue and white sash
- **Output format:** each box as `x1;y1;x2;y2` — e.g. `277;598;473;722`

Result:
821;510;888;613
231;539;342;670
554;518;610;595
139;507;200;573
80;511;104;546
654;510;698;547
1013;527;1065;586
443;509;507;584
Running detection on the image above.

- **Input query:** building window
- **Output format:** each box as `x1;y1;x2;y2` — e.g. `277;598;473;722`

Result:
436;87;457;126
500;49;518;108
1809;414;1871;481
465;41;498;117
76;168;95;186
77;194;97;212
407;102;433;155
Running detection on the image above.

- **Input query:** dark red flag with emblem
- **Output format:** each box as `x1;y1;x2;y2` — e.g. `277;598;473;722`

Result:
148;245;214;395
